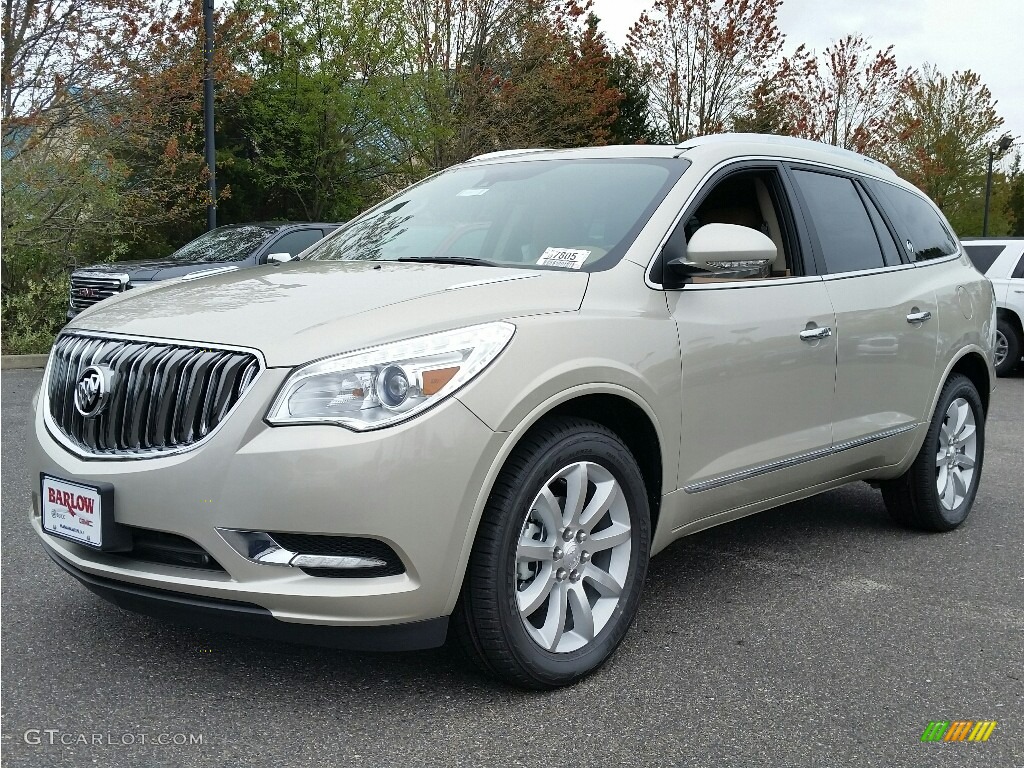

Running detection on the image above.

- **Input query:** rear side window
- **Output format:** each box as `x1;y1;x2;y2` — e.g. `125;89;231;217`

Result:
1014;254;1024;279
963;244;1006;274
870;182;958;261
791;169;885;274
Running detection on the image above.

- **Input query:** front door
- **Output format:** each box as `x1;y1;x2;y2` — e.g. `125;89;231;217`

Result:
667;279;837;520
659;164;838;523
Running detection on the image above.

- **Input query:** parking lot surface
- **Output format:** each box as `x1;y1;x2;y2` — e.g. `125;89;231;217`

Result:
2;368;1021;767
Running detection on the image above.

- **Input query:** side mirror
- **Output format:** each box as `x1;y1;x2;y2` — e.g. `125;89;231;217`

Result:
664;223;778;287
267;252;294;264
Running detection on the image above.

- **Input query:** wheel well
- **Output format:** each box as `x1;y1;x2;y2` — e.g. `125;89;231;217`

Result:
997;307;1023;340
540;395;663;533
950;353;991;414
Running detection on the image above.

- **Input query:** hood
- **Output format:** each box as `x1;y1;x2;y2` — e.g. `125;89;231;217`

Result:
68;261;589;366
74;259;239;282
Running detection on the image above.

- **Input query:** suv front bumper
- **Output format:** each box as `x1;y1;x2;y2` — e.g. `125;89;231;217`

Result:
31;367;504;638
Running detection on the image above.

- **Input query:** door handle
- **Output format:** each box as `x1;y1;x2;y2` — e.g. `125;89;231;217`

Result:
906;310;932;324
799;326;832;341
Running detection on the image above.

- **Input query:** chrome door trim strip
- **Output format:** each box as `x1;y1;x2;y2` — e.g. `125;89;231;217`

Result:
830;423;918;454
683;423;918;493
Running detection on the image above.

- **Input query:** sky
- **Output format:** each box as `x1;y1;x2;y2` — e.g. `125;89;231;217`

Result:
590;0;1022;153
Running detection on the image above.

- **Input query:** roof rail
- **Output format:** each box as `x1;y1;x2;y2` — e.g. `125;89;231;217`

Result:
676;133;897;177
466;148;554;162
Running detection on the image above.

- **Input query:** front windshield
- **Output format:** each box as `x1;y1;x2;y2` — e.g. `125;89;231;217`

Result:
170;225;276;263
308;158;685;271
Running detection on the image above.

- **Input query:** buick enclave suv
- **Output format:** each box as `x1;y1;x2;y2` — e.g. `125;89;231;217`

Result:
31;134;996;688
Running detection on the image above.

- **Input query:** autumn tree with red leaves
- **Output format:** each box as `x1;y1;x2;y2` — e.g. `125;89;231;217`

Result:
778;34;913;155
483;5;622;152
625;0;785;142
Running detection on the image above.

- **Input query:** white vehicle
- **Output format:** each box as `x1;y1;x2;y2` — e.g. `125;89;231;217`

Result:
962;238;1024;375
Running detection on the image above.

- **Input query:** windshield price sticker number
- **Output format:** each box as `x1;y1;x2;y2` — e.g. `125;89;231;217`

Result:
537;248;591;269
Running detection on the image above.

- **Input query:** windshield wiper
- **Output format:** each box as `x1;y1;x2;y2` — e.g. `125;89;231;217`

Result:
394;256;500;268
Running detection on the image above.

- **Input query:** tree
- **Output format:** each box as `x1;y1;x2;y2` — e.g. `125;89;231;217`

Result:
217;0;426;223
624;0;785;142
607;52;657;143
730;73;793;135
779;35;911;155
883;64;1006;234
1006;153;1024;236
1;0;255;350
483;7;622;151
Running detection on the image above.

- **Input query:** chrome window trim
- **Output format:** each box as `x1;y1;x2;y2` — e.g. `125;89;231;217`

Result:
683;423;918;494
910;253;961;268
42;330;267;462
644;154;928;291
665;274;824;291
820;262;920;281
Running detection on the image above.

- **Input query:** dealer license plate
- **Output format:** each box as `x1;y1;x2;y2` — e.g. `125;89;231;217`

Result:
41;475;105;548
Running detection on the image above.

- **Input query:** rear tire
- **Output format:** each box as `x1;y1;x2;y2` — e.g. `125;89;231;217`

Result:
994;318;1021;376
881;374;985;532
455;417;651;689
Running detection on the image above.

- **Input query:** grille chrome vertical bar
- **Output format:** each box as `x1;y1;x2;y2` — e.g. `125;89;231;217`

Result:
43;332;263;458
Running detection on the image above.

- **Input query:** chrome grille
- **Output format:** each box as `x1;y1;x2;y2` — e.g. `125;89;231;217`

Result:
69;272;128;310
46;333;261;457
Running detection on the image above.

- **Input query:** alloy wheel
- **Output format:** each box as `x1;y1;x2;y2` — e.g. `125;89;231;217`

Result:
994;329;1009;369
514;461;632;653
936;397;978;511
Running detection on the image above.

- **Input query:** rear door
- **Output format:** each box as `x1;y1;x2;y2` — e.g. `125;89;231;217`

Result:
789;167;940;466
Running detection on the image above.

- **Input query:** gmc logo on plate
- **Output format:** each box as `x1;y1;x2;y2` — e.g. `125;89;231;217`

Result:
74;287;98;298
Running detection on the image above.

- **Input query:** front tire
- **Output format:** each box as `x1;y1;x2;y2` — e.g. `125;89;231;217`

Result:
881;374;985;531
994;318;1021;376
455;417;651;689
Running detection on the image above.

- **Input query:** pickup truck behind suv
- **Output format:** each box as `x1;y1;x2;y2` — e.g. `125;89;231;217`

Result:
33;135;996;689
962;237;1024;375
67;222;341;318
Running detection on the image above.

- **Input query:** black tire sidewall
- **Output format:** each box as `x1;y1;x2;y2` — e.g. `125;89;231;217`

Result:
489;425;650;686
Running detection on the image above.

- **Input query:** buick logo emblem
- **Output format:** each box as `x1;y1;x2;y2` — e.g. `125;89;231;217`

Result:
74;366;113;417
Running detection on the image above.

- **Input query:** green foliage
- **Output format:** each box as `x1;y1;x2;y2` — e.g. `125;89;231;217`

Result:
1004;153;1024;236
1;272;70;354
607;53;657;144
885;65;1006;236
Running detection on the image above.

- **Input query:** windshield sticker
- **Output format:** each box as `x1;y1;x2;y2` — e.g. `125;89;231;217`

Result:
537;248;591;270
457;188;489;197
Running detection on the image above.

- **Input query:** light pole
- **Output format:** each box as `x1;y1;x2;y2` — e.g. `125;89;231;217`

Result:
983;134;1013;236
203;0;216;231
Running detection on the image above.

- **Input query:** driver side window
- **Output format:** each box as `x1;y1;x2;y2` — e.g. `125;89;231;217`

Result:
667;168;798;282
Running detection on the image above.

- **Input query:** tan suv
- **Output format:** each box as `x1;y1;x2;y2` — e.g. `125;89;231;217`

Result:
30;135;996;688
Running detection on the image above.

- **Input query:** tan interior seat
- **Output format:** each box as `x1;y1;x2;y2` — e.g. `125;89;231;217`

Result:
754;178;787;273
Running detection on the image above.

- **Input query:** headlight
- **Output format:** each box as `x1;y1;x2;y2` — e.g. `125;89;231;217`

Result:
266;322;515;431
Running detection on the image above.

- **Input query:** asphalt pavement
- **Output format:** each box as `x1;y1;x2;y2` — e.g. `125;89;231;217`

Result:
2;368;1022;767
